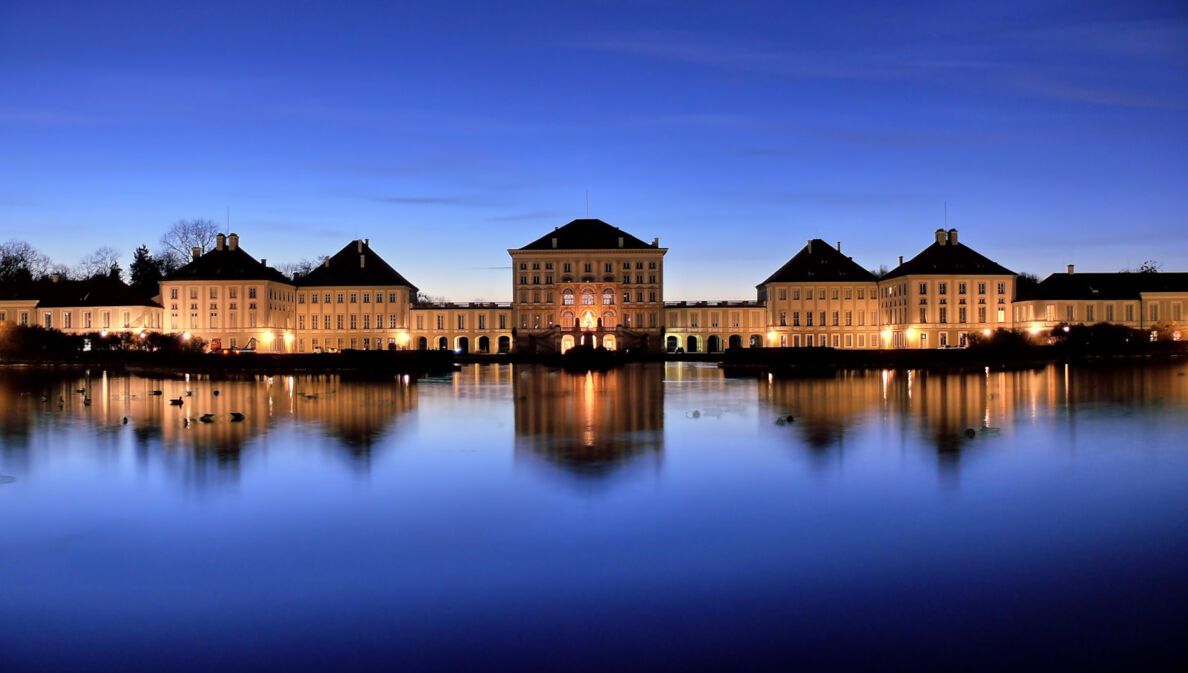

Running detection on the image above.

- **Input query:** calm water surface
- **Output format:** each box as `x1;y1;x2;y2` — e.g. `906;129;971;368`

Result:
2;363;1187;671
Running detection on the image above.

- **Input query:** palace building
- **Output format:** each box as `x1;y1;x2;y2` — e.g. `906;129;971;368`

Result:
3;218;1184;350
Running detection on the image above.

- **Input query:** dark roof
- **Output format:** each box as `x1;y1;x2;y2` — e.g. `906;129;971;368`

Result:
0;277;159;308
1022;272;1188;301
518;219;657;251
296;240;418;291
163;244;291;284
759;239;877;285
884;240;1015;279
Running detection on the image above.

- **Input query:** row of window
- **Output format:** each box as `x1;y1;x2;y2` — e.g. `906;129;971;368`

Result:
775;286;870;302
884;281;1008;297
519;312;659;329
518;260;658;272
668;312;764;329
297;291;402;305
21;310;141;330
168;286;290;301
520;290;658;304
777;310;876;327
1033;302;1184;323
412;314;509;330
519;274;658;285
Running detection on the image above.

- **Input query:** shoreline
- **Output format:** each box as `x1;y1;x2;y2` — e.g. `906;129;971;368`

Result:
4;343;1184;378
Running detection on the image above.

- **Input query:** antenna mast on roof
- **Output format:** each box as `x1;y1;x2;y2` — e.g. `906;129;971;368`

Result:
586;190;589;218
226;206;230;235
944;201;947;228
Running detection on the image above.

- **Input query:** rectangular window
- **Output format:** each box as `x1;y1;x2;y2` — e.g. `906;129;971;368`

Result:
920;308;928;323
939;307;948;324
919;282;928;295
362;315;370;329
350;293;357;303
248;288;257;299
958;283;966;295
792;290;800;300
978;307;987;322
938;283;947;295
1126;305;1134;322
324;315;331;329
806;312;813;326
499;315;507;329
337;315;344;330
362;293;370;303
1067;305;1075;321
845;311;852;326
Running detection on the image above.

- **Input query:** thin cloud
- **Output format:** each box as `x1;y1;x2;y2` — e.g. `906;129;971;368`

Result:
487;210;563;222
375;196;479;206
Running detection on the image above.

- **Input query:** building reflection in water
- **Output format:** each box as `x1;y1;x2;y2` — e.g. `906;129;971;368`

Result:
759;362;1188;473
513;365;664;480
0;369;415;486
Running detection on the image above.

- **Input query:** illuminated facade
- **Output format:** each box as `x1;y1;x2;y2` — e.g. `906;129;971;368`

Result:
0;275;162;335
5;219;1185;352
508;219;667;353
158;233;296;351
1013;266;1188;340
878;229;1016;349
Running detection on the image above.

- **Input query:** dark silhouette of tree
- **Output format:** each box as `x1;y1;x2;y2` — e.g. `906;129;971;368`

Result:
159;218;219;268
1137;260;1162;273
869;264;889;279
1015;271;1040;296
0;240;52;282
129;245;164;297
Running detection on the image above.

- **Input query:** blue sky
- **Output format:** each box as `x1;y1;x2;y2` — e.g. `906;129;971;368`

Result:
1;0;1185;300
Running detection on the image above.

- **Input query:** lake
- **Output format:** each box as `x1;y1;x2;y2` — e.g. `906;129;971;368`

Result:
2;362;1187;671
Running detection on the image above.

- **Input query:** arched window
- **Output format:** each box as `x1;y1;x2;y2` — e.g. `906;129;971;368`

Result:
581;289;595;305
562;289;574;306
602;311;615;328
561;311;575;328
602;290;614;305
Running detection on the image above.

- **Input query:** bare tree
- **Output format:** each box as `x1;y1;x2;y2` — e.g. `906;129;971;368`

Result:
76;247;122;280
159;218;220;268
276;258;320;282
1136;260;1162;273
0;240;53;281
869;264;889;279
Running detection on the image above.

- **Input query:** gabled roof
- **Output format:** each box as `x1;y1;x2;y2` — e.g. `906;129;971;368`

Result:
164;244;291;284
1022;272;1188;301
884;240;1015;279
296;240;418;291
517;219;657;251
759;239;876;286
0;277;159;308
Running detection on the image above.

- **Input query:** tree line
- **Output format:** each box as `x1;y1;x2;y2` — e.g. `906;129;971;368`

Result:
0;218;323;298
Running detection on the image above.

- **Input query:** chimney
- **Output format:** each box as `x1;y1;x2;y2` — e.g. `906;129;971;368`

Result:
261;258;267;267
617;237;624;248
653;237;659;247
228;233;239;250
899;255;904;265
935;229;946;246
836;241;841;252
364;238;369;247
1067;264;1075;275
51;273;60;283
948;228;958;245
360;255;366;268
324;258;330;268
357;240;363;253
216;233;226;250
192;246;201;260
551;237;557;248
807;239;813;253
